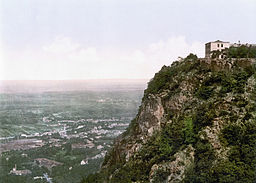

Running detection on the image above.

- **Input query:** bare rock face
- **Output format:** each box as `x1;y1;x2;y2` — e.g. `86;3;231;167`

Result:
105;94;165;164
149;145;194;183
124;94;165;161
137;94;164;140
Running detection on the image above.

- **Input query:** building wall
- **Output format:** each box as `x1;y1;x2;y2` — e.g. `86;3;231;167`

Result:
205;43;211;58
210;42;230;52
205;41;230;58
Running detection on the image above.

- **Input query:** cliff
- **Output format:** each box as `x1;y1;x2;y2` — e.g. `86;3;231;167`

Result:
83;55;256;183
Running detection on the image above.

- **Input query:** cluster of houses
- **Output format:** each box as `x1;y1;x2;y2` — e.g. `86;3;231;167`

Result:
9;164;31;176
205;40;256;58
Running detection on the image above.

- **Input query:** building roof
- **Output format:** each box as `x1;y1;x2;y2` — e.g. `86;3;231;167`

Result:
206;40;230;45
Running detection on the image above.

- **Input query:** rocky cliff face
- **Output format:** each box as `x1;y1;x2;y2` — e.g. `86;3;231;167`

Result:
84;56;256;183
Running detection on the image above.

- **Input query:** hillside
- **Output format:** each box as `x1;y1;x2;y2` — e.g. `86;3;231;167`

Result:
83;55;256;183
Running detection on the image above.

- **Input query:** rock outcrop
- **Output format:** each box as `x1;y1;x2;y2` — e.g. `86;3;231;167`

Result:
83;56;256;183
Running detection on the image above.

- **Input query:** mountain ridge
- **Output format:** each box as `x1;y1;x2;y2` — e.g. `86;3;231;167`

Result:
83;55;256;183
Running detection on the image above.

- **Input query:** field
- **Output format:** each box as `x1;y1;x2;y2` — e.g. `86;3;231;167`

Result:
0;86;144;183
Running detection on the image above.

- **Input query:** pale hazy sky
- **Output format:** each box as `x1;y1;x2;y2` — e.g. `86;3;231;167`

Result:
0;0;256;80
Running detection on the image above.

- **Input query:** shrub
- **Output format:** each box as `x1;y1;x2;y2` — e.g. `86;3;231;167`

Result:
144;65;175;96
182;117;195;144
196;86;215;100
216;121;256;182
226;45;256;58
185;53;198;61
193;103;216;132
187;138;216;183
151;168;169;183
81;173;104;183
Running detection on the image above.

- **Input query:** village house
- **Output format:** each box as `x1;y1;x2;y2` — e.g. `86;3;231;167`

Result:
9;164;32;176
205;40;230;58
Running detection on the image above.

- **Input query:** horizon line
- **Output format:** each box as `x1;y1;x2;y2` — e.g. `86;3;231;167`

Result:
0;78;149;81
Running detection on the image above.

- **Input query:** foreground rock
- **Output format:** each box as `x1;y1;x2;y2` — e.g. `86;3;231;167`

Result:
83;56;256;183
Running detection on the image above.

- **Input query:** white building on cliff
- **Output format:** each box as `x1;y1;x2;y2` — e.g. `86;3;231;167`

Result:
205;40;230;58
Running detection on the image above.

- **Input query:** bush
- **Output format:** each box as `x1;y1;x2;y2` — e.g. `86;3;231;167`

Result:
102;117;187;182
202;69;253;94
183;117;195;144
186;138;216;183
151;168;169;183
196;86;215;100
193;103;216;132
144;65;175;96
215;121;256;182
144;53;200;97
226;45;256;58
185;53;198;61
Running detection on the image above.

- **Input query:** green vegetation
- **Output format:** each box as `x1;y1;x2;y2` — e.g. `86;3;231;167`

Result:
211;45;256;59
185;53;198;61
144;65;176;96
183;117;195;144
82;54;256;183
215;121;256;182
227;45;256;58
196;85;215;99
0;90;143;183
83;115;198;182
185;119;256;183
144;53;198;97
196;65;254;98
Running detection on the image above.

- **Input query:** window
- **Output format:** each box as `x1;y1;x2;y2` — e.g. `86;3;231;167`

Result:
217;44;219;47
221;44;223;47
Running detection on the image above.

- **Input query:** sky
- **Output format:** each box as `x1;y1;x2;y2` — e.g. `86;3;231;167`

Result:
0;0;256;80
